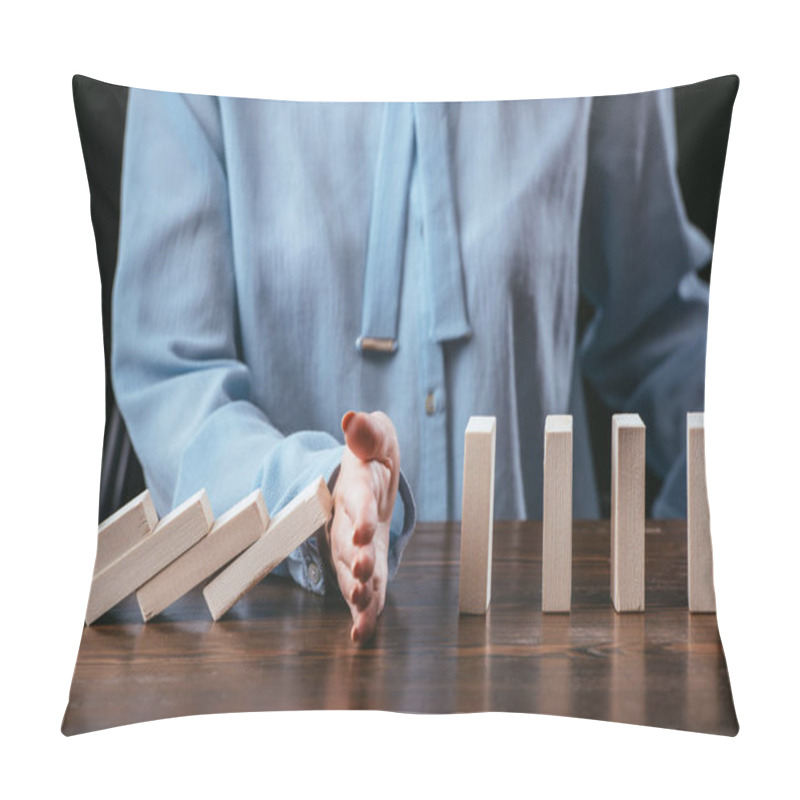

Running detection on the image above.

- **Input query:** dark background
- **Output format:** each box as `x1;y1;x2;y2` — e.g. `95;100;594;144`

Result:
73;74;738;521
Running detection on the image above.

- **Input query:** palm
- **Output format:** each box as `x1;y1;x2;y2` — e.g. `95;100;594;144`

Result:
325;411;399;644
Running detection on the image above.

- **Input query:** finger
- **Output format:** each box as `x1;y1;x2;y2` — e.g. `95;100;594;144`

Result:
333;557;359;616
353;496;378;546
331;504;357;561
333;526;358;573
352;544;375;582
366;412;400;520
351;606;378;645
330;509;377;607
352;584;386;645
351;579;373;611
341;411;400;520
338;572;361;619
338;477;378;546
329;512;359;607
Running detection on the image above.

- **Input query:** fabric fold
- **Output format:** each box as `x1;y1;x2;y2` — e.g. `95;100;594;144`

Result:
413;102;472;344
357;103;414;353
358;102;472;355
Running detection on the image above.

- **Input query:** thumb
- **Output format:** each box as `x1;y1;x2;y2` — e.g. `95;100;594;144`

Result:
341;411;397;468
341;411;400;518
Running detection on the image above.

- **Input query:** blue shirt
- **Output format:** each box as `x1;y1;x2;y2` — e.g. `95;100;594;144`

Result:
113;88;711;595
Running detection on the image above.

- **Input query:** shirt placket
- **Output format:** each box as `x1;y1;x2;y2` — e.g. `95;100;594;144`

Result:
409;162;449;521
357;102;471;522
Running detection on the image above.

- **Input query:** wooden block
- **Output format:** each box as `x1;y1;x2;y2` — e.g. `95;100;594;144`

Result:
611;414;645;612
86;490;214;625
687;413;716;613
459;416;496;615
136;490;269;622
203;476;333;621
542;415;573;613
94;490;158;575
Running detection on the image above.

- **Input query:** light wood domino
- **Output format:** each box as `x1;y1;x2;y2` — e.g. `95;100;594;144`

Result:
542;415;573;613
86;489;214;625
136;490;269;622
459;416;496;615
687;412;716;613
611;414;645;613
94;489;158;575
203;477;332;621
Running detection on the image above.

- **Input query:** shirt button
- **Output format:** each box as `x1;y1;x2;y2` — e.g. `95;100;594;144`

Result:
425;392;436;415
308;562;321;585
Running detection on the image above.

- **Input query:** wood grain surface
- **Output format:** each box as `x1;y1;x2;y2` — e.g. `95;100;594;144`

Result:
62;520;738;736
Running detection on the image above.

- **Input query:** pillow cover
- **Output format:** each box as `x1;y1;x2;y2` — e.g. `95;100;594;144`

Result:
63;74;738;736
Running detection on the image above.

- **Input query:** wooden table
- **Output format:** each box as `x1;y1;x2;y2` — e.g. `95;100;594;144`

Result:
62;520;738;736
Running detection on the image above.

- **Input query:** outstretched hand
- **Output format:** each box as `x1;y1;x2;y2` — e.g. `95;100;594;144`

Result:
321;410;400;645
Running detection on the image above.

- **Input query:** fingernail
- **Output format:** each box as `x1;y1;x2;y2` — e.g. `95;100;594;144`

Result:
342;411;356;435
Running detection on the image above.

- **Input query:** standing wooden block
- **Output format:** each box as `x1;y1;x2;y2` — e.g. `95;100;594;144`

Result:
542;415;573;613
136;490;270;622
86;490;214;625
611;414;645;613
94;490;158;575
687;412;716;613
203;476;333;621
459;416;496;615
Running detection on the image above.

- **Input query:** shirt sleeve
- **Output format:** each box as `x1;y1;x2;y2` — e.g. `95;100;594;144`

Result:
578;88;713;518
112;88;415;594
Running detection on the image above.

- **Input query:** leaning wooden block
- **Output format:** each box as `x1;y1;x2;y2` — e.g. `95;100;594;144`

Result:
611;414;645;613
687;413;716;613
94;490;158;575
203;476;332;621
136;490;269;622
459;416;496;615
85;490;214;625
542;415;573;613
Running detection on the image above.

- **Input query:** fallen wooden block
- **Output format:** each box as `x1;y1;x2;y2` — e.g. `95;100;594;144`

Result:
542;415;573;613
611;414;645;613
203;476;333;621
459;416;496;615
86;490;214;626
94;490;158;575
136;490;269;622
687;413;716;613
